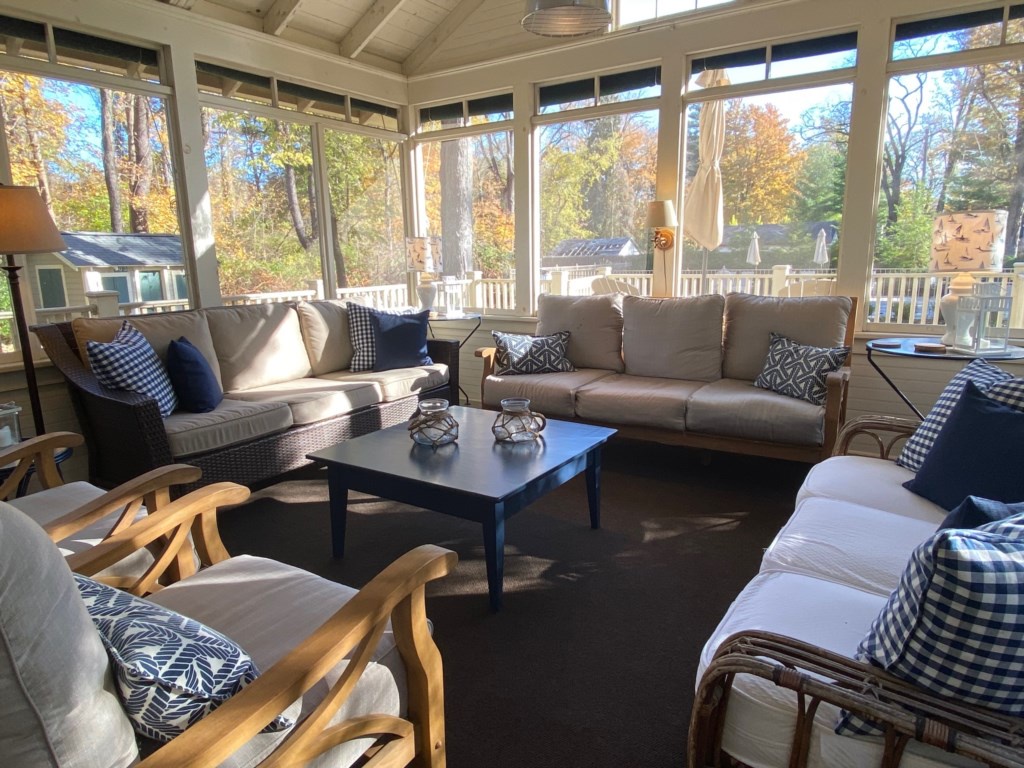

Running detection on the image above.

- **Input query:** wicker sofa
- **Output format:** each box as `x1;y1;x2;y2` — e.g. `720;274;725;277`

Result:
690;417;1024;767
477;292;856;463
37;301;459;492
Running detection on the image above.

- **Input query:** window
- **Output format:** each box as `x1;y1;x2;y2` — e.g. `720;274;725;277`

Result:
539;66;661;114
101;274;131;303
139;271;164;302
36;267;67;308
540;110;658;295
419;93;513;132
688;33;857;90
618;0;734;27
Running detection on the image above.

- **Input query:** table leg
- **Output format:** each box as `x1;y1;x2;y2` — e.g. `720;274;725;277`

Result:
482;505;506;612
867;347;925;419
586;448;602;529
327;468;349;559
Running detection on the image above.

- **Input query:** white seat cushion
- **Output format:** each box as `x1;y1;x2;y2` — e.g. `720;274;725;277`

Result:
320;364;449;402
164;398;293;458
483;369;614;417
685;378;825;445
698;571;977;768
575;373;705;430
149;555;407;768
796;455;946;522
761;497;941;596
227;377;381;425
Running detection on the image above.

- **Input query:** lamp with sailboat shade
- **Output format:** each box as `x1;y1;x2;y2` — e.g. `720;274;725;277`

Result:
0;186;67;436
930;210;1007;272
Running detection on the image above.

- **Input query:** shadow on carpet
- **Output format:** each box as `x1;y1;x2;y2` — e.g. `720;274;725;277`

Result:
219;439;808;768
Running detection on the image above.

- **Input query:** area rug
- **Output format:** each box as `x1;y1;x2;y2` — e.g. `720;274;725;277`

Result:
219;439;808;767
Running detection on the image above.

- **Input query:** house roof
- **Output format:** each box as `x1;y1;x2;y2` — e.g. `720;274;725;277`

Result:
57;233;184;269
550;237;642;259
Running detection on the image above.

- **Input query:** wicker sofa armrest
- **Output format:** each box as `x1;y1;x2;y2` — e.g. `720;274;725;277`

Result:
427;337;460;406
35;322;175;488
690;631;1024;768
833;414;921;459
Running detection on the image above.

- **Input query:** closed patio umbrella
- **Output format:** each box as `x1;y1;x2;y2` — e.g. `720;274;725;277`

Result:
813;227;830;266
683;69;730;294
745;230;761;267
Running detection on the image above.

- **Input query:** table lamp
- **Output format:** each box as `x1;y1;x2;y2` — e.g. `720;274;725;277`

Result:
0;186;67;436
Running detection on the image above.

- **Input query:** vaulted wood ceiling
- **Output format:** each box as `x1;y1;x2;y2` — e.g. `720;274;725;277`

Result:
155;0;584;76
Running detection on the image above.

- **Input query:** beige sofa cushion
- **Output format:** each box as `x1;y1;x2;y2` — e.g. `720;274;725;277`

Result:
722;294;852;381
148;555;406;768
685;378;825;446
0;504;138;768
294;300;355;376
205;304;313;391
537;293;624;372
73;311;223;389
575;374;706;430
321;364;449;402
226;377;381;425
483;369;614;417
164;398;293;458
622;295;723;381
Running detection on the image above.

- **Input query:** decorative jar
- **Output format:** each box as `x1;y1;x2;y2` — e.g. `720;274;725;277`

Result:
492;398;547;443
409;398;458;447
952;282;1012;356
0;402;22;448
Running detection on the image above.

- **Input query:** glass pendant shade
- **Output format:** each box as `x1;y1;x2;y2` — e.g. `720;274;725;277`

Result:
522;0;612;37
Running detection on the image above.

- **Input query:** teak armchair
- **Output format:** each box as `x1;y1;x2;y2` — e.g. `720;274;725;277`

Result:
1;482;456;768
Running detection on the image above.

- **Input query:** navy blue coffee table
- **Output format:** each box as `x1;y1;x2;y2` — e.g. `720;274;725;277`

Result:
309;406;616;611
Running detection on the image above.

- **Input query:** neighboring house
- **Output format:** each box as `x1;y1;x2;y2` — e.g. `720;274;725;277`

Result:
543;237;644;269
28;232;188;312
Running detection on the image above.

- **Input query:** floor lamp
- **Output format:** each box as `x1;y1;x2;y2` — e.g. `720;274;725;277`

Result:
0;186;67;437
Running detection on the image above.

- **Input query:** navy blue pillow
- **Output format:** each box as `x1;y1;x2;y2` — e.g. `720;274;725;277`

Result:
940;496;1024;530
371;310;432;371
904;381;1024;511
166;337;223;413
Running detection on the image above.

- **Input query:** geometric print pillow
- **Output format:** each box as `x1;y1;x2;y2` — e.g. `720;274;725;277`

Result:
74;574;293;742
492;330;576;375
346;302;418;372
896;359;1017;472
86;320;177;417
835;513;1024;736
753;332;850;405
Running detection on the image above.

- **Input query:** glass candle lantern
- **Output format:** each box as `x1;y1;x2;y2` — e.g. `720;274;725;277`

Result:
952;283;1012;356
0;402;22;448
409;398;458;447
442;276;464;318
492;398;547;443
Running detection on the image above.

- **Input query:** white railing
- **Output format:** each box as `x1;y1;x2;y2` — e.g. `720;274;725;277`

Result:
222;289;317;306
335;283;408;309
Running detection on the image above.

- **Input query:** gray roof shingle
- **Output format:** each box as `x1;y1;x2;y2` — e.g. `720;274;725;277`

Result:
57;233;184;268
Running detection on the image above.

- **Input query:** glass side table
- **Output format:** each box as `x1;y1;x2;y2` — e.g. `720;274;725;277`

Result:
865;336;1024;419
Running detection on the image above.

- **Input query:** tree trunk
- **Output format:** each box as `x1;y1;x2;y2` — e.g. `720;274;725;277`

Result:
330;203;348;288
129;95;152;233
1006;78;1024;263
439;134;473;278
100;89;124;232
16;85;53;217
284;164;315;250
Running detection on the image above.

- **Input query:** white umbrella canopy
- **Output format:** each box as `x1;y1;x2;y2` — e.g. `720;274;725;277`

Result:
745;230;761;266
683;69;731;252
813;227;830;266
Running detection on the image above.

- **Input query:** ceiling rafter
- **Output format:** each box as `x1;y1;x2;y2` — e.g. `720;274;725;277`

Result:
339;0;408;60
403;0;485;75
160;0;198;9
263;0;305;36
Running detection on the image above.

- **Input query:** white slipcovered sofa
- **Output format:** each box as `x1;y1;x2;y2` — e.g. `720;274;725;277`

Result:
690;416;1024;767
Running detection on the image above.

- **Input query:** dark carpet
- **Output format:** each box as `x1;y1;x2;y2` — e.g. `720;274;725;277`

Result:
219;439;809;768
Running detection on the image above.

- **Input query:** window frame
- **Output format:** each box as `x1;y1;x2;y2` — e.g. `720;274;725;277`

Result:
34;265;67;309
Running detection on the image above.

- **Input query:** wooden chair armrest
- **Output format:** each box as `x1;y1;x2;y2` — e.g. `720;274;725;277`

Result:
68;482;246;595
475;347;497;406
833;414;921;459
140;544;459;768
0;431;84;499
819;366;851;459
43;463;202;542
690;631;1024;768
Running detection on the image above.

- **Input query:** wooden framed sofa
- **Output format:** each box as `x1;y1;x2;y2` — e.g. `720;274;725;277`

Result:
0;481;457;768
477;292;856;463
36;301;460;492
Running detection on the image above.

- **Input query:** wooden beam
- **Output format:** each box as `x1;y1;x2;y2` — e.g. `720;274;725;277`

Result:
403;0;484;75
263;0;304;36
338;0;408;60
160;0;198;9
221;77;242;98
5;37;23;56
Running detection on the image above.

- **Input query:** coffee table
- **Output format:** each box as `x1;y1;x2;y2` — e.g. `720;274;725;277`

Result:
308;406;616;610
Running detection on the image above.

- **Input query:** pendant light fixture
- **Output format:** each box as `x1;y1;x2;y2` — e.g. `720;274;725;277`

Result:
522;0;612;37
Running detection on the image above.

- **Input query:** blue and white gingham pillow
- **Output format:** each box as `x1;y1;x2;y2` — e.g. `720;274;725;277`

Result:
87;321;177;417
836;513;1024;735
75;574;293;742
896;359;1016;472
346;302;418;372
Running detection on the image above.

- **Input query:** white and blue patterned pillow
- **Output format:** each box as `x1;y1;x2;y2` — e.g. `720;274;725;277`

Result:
492;330;576;375
75;574;293;742
753;332;849;405
897;359;1020;472
836;513;1024;735
346;302;418;372
87;321;177;417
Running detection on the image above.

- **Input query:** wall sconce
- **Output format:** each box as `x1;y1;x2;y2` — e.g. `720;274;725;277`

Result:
646;200;678;254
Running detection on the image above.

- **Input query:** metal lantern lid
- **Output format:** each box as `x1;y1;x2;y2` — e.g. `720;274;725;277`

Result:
522;0;612;37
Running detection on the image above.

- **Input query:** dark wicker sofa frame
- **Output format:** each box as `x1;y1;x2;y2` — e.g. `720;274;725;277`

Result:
35;319;460;494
